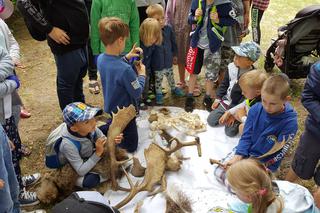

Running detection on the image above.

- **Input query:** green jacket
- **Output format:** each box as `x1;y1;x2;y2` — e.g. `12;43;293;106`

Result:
90;0;140;54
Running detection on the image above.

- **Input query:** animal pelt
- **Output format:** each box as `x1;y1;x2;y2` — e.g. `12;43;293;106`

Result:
36;147;129;204
165;185;193;213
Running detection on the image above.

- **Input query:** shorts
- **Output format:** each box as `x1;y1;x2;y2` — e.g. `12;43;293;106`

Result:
191;48;221;81
291;130;320;185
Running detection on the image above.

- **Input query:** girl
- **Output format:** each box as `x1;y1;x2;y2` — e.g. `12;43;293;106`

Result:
226;159;319;213
165;0;192;91
139;18;162;107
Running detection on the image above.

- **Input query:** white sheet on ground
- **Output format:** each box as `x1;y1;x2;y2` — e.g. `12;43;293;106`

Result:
104;107;240;212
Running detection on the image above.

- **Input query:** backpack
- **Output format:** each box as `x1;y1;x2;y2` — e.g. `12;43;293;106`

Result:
16;0;51;41
45;123;81;169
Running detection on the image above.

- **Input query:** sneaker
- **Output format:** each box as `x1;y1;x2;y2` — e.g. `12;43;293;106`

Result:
172;87;185;97
156;93;164;105
203;96;213;112
148;90;156;100
185;96;195;112
19;188;40;207
22;173;41;187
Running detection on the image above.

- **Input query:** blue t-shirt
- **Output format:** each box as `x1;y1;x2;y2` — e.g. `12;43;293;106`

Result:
97;54;145;113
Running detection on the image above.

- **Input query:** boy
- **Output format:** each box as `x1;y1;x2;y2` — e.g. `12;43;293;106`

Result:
97;17;146;153
226;74;298;172
219;69;267;135
59;102;122;188
207;41;260;137
185;0;237;112
285;62;320;208
146;4;184;104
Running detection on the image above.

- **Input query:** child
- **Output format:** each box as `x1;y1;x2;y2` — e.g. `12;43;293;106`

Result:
225;74;298;171
285;61;320;208
90;0;140;56
219;69;268;135
251;0;270;44
0;46;40;207
184;0;237;112
97;17;145;153
226;159;320;213
207;41;260;137
139;18;162;107
59;102;123;188
165;0;192;90
146;4;185;104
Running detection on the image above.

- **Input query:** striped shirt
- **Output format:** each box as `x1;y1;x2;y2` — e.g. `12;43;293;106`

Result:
252;0;270;11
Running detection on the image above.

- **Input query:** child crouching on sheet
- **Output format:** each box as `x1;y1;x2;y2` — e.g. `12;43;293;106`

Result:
218;70;268;135
213;74;298;186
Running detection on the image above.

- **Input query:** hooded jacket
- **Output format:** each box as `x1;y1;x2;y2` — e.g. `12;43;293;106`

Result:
235;102;298;171
188;0;237;53
301;62;320;137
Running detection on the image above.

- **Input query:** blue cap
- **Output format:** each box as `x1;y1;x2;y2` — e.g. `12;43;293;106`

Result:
231;41;261;62
63;102;102;126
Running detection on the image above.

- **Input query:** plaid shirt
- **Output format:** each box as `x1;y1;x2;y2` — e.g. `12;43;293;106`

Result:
252;0;270;11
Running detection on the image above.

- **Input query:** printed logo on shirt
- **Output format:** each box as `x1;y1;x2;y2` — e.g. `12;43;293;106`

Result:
131;80;140;90
229;9;237;19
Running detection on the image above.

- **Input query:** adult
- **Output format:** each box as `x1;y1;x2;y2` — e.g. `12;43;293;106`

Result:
136;0;166;24
251;0;270;44
17;0;90;111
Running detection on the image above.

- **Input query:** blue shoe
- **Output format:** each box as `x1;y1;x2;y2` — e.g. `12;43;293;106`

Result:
156;94;164;105
172;87;185;97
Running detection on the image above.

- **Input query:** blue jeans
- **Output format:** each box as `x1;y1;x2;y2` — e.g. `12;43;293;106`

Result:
54;47;88;110
0;127;20;213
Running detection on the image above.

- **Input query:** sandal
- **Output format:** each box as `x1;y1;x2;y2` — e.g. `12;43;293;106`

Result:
89;80;100;94
21;144;32;157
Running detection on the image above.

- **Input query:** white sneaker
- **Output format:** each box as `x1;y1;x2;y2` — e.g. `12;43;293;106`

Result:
19;188;40;207
22;173;41;187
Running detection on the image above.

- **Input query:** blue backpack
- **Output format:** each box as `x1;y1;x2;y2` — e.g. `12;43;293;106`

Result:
45;123;81;169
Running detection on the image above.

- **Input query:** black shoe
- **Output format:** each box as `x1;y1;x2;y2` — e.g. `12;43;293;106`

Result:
19;188;40;207
185;96;195;112
203;96;213;112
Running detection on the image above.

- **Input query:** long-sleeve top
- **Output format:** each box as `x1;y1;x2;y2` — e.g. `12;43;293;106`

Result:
97;54;145;114
151;25;177;71
0;19;20;63
235;102;298;171
16;0;89;55
90;0;140;55
188;0;237;53
58;123;104;177
301;61;320;137
0;48;17;124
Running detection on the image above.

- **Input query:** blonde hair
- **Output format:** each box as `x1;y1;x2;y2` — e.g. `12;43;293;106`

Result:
261;74;290;100
146;4;164;18
139;18;162;46
98;17;129;46
239;69;268;90
226;159;283;213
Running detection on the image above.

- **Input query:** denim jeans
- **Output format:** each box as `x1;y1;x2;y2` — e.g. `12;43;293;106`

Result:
0;127;20;213
54;47;88;110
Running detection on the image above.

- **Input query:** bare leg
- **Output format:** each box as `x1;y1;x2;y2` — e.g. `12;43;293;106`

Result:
205;79;214;97
285;167;299;183
178;63;186;85
188;74;197;94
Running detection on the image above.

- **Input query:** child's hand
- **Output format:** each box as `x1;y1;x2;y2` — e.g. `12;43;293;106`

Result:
173;56;178;65
235;107;247;122
48;27;70;45
126;43;143;61
195;8;203;20
225;115;236;127
219;111;230;125
210;11;219;23
211;100;220;110
95;137;107;157
13;59;26;69
114;133;123;144
135;60;146;76
0;179;4;189
225;155;243;168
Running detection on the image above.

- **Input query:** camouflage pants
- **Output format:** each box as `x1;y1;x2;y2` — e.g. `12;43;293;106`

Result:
155;68;176;94
220;46;235;74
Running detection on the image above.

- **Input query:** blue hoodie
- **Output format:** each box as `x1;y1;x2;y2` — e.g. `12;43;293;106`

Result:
301;62;320;137
188;0;237;53
235;102;298;171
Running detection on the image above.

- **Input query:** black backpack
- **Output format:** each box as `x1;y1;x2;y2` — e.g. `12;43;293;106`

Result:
16;0;51;41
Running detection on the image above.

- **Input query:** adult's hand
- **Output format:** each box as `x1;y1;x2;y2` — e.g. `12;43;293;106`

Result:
48;27;70;45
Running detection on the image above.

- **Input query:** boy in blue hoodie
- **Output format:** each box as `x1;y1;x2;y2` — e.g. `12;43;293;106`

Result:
225;74;298;172
97;17;146;153
286;61;320;208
